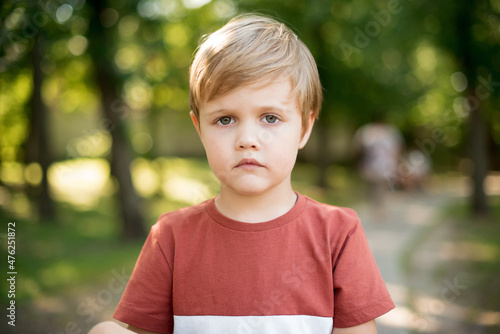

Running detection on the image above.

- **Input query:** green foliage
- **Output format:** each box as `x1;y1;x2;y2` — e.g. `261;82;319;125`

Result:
0;0;499;221
1;0;499;167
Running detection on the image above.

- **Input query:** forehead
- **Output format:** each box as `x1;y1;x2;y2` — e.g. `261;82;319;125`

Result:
200;80;299;115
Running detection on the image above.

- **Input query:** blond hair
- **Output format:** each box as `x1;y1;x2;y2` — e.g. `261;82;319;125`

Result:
189;14;322;132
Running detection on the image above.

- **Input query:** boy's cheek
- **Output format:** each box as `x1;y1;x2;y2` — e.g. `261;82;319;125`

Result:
256;128;275;144
214;169;232;185
255;125;296;145
206;151;228;173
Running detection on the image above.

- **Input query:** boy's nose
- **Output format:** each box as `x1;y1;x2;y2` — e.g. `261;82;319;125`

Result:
235;123;260;150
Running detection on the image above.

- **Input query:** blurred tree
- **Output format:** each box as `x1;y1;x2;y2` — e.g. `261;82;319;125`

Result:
1;2;57;221
418;0;500;216
26;34;55;221
86;0;146;239
456;0;489;216
2;0;498;223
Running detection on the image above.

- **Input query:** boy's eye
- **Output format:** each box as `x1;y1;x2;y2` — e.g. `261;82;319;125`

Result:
263;115;279;124
217;116;233;125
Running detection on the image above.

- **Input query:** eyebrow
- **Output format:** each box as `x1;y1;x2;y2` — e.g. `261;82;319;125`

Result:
204;108;230;117
204;105;289;117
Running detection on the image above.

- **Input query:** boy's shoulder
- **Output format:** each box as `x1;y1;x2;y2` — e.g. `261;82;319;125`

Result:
303;195;359;226
150;200;209;238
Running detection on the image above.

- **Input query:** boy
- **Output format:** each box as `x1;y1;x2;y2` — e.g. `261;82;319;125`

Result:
92;14;394;334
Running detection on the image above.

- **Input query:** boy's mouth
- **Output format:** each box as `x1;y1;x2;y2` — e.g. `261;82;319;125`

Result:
234;158;264;169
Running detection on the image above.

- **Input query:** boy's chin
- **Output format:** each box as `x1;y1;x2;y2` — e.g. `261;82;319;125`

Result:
227;187;268;197
221;183;272;197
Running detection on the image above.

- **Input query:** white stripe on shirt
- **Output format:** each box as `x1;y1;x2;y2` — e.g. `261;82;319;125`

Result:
173;314;333;334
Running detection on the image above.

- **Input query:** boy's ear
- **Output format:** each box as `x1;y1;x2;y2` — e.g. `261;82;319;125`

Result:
190;111;202;137
298;111;316;149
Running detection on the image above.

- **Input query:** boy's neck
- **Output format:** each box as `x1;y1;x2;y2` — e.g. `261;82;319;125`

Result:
214;183;298;223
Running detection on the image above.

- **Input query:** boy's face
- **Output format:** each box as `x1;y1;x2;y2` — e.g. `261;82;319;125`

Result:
191;80;314;198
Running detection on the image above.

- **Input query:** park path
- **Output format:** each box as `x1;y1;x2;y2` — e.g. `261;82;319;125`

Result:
352;181;470;334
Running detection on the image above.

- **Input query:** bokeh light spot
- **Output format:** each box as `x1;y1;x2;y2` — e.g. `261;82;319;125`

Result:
131;158;160;197
1;162;24;185
114;46;143;72
450;72;468;92
132;132;153;154
49;159;111;210
56;4;74;24
119;15;140;38
67;35;88;56
183;0;212;9
25;162;43;186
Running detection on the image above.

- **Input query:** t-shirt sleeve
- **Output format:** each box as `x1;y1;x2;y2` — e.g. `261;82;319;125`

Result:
113;225;174;333
332;215;395;327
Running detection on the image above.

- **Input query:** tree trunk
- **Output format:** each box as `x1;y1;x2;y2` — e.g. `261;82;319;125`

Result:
456;1;490;217
86;0;146;239
26;36;56;222
96;68;146;239
467;95;490;216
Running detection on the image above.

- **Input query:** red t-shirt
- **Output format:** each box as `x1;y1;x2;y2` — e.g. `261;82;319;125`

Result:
114;193;394;333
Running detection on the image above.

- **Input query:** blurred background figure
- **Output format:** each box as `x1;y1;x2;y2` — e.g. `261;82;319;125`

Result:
353;119;404;219
399;148;432;192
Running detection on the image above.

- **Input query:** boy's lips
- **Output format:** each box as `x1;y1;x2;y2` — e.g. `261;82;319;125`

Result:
234;158;264;169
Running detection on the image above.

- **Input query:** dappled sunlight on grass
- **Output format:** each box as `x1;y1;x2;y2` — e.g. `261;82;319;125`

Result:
158;157;219;205
377;283;440;332
416;196;500;332
0;157;366;219
485;172;500;196
412;292;500;329
425;173;470;197
162;175;213;205
439;241;499;262
18;277;42;300
0;161;24;185
406;202;436;225
40;261;79;289
0;205;144;303
47;157;220;212
32;296;68;314
9;191;32;219
475;311;500;326
131;158;161;197
48;158;112;210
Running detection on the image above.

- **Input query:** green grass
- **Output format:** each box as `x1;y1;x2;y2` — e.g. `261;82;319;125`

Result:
442;197;500;318
405;195;500;332
0;199;145;304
